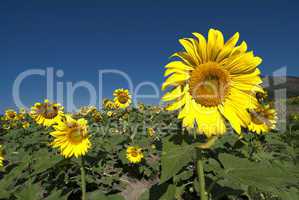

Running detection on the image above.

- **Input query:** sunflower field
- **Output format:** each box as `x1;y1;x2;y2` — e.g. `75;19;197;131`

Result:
1;29;299;200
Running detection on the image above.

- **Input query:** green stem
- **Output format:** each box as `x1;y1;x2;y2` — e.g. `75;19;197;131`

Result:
197;158;208;200
80;157;87;200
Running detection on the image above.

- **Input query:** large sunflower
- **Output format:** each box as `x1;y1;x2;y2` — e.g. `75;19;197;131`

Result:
248;104;277;134
30;99;64;127
50;115;91;158
162;29;263;137
0;145;4;167
113;89;132;109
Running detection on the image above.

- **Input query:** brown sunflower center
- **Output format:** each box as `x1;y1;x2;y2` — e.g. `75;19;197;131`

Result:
40;104;59;119
117;92;129;104
130;150;139;157
8;112;16;118
250;111;270;125
189;62;230;107
69;128;84;143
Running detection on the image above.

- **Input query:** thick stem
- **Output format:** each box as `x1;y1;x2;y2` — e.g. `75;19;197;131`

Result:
197;158;208;200
80;157;87;200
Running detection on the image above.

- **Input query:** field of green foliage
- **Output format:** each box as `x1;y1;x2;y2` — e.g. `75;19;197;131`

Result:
0;101;299;200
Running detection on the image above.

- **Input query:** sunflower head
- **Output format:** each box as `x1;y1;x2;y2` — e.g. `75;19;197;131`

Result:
147;127;155;137
137;103;146;112
103;99;118;110
78;106;97;116
126;146;144;164
4;109;17;121
30;99;64;126
0;145;4;167
113;89;132;109
162;29;263;137
256;90;268;103
107;111;114;117
50;115;91;158
248;104;277;134
22;121;30;129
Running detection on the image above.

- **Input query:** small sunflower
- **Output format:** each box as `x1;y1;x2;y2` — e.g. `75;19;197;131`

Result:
103;99;118;110
0;145;4;167
147;127;155;137
78;106;97;116
248;104;277;134
30;99;64;127
4;109;17;121
107;111;114;117
137;103;145;112
22;121;30;129
113;89;132;109
162;29;263;137
50;115;91;158
126;146;144;164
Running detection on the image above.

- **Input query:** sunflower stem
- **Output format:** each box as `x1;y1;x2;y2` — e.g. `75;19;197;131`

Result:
197;157;208;200
80;157;87;200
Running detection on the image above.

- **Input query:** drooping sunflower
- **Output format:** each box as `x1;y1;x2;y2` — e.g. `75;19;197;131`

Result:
0;145;4;167
248;104;277;134
126;146;144;164
256;90;268;103
50;115;91;158
103;99;118;110
162;29;263;137
30;99;64;127
77;106;97;116
113;89;132;109
4;109;17;121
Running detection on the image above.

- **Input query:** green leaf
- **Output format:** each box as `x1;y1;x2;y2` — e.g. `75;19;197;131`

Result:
160;136;195;183
87;191;125;200
15;182;42;200
44;190;67;200
159;184;176;200
218;153;299;196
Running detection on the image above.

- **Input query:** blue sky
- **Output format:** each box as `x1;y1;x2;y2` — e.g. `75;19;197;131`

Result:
0;0;298;112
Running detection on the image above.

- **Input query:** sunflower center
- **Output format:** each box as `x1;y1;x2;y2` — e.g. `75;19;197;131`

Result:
250;111;269;125
69;128;84;143
130;150;139;157
40;104;59;119
189;62;230;107
8;112;16;118
117;92;129;104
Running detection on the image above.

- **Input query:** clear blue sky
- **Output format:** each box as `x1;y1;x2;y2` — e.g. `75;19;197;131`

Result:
0;0;298;112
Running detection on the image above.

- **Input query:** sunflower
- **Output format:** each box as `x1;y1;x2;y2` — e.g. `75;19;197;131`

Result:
107;111;114;117
22;121;30;129
103;99;118;110
0;145;4;167
78;106;97;116
126;146;144;164
147;127;155;137
113;89;132;109
248;104;277;134
30;99;64;127
162;29;263;137
50;115;91;158
256;90;268;103
4;109;17;121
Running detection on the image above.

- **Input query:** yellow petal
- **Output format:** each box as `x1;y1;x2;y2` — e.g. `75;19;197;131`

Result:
192;32;207;63
162;86;184;101
162;73;190;90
